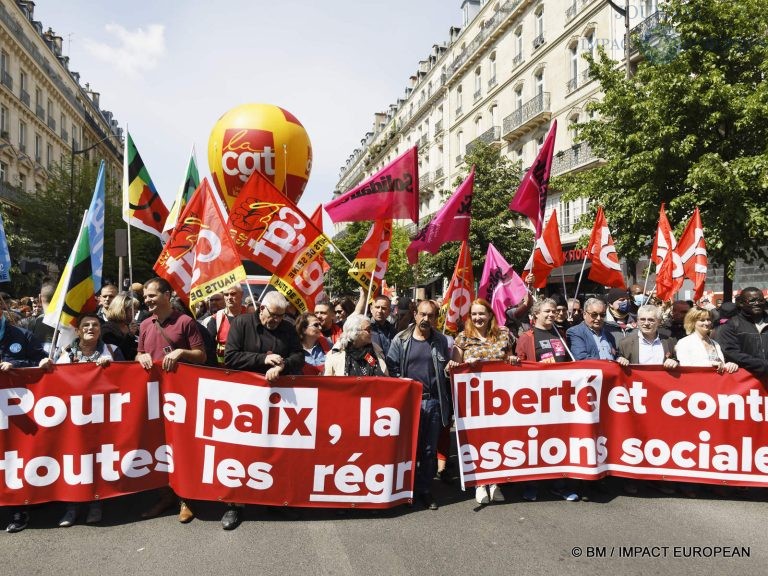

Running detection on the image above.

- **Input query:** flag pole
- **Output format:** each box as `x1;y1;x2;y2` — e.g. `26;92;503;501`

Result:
641;257;653;298
364;268;376;318
571;251;589;306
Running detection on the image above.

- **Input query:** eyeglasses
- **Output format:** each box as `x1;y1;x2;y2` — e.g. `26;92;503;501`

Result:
262;307;285;320
746;298;766;305
587;311;607;319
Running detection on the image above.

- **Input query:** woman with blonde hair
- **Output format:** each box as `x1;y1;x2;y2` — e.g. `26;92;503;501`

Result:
102;292;140;361
450;298;518;504
676;307;738;374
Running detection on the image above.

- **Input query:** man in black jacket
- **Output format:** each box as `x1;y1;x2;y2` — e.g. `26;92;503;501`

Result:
717;287;768;375
221;290;303;530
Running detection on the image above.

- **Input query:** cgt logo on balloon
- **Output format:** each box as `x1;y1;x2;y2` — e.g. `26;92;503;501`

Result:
220;128;277;195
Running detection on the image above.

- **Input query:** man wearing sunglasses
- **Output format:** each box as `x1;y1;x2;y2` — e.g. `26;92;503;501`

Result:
717;287;768;375
566;297;629;365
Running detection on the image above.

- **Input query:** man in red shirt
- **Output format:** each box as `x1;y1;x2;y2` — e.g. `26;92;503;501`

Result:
136;277;206;522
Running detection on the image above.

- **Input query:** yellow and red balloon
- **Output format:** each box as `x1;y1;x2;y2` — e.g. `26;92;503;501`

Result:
208;103;312;208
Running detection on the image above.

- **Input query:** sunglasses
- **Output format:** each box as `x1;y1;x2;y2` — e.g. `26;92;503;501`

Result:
587;311;607;319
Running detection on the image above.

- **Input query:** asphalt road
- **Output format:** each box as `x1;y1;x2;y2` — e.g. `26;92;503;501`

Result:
2;476;765;576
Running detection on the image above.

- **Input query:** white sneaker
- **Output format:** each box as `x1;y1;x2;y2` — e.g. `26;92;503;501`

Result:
489;484;505;502
475;485;490;505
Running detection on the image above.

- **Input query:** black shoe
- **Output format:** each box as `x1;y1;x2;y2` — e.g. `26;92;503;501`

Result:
6;511;29;533
221;508;241;531
420;492;438;510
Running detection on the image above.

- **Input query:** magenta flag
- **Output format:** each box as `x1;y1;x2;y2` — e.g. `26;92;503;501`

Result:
508;120;557;238
491;271;528;328
406;167;474;264
325;147;419;224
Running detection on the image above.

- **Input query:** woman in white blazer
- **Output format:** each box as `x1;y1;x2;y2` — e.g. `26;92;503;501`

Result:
676;308;738;374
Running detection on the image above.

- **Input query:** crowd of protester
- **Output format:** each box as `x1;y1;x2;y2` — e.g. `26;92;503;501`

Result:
1;277;767;533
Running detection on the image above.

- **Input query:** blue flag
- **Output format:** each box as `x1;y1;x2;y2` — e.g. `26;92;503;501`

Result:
88;161;106;291
0;212;11;283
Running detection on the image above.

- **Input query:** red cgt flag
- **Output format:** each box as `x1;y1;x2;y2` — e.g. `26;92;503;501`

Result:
522;210;565;289
325;147;419;224
348;219;392;298
676;207;708;301
406;167;473;264
443;241;475;333
509;121;556;239
653;203;684;302
587;207;626;289
227;169;330;313
154;178;246;305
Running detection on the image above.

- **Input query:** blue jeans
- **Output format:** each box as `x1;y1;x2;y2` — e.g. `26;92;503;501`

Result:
415;398;442;495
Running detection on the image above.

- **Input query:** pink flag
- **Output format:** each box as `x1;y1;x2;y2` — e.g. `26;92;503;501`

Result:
491;271;528;329
478;243;527;325
325;147;419;224
509;120;557;238
406;167;474;264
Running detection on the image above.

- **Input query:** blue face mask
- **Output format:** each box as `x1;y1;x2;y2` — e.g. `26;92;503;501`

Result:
616;301;630;313
634;295;647;306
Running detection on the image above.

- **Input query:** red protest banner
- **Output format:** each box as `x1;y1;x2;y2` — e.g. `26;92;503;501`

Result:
0;364;421;508
452;360;768;489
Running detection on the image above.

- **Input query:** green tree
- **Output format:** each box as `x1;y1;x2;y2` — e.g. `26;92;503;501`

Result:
419;142;534;281
559;0;768;298
16;158;160;291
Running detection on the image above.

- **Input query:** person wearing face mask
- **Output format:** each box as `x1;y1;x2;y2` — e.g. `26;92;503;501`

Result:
603;288;637;345
629;283;648;313
717;287;768;375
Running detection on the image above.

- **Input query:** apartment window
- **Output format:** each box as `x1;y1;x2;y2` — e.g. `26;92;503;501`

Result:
18;120;26;151
18;173;26;192
584;31;595;59
35;87;42;107
490;105;498;127
457;131;464;156
515;27;523;60
34;133;42;161
560;200;572;232
535;7;544;37
47;98;54;119
489;53;497;87
535;71;544;95
456;85;463;113
0;105;7;136
570;45;578;81
0;50;8;75
20;69;28;93
474;67;482;100
475;116;482;137
47;143;53;168
0;161;6;182
641;0;657;18
515;86;523;110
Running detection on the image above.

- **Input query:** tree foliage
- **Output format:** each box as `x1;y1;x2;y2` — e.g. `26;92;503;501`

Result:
14;158;160;293
419;142;534;280
558;0;768;285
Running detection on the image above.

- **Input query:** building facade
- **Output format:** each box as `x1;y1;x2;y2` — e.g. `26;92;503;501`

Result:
0;0;123;208
335;0;662;295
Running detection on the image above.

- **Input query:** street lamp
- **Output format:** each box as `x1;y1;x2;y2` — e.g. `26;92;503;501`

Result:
67;134;112;243
606;0;631;78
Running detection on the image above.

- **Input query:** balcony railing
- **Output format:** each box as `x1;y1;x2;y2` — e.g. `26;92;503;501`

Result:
61;128;68;142
488;75;497;89
434;119;443;137
435;167;444;181
47;116;56;131
551;142;598;176
35;104;45;119
456;154;464;165
512;53;524;68
455;106;463;118
628;10;664;53
1;71;11;89
566;69;593;94
419;172;432;189
418;134;428;149
533;34;545;50
466;125;501;154
473;88;482;102
20;89;30;106
502;92;551;140
566;3;578;22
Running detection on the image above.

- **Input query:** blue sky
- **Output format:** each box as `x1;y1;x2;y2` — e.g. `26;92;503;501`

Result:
33;1;461;215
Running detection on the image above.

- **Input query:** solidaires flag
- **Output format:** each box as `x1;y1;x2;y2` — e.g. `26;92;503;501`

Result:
163;148;201;233
43;210;97;330
123;130;169;239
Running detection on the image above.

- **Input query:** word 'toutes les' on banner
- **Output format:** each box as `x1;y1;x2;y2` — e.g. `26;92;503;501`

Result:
0;364;421;508
453;360;768;489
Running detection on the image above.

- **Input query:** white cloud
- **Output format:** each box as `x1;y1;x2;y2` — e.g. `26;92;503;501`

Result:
83;24;165;78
